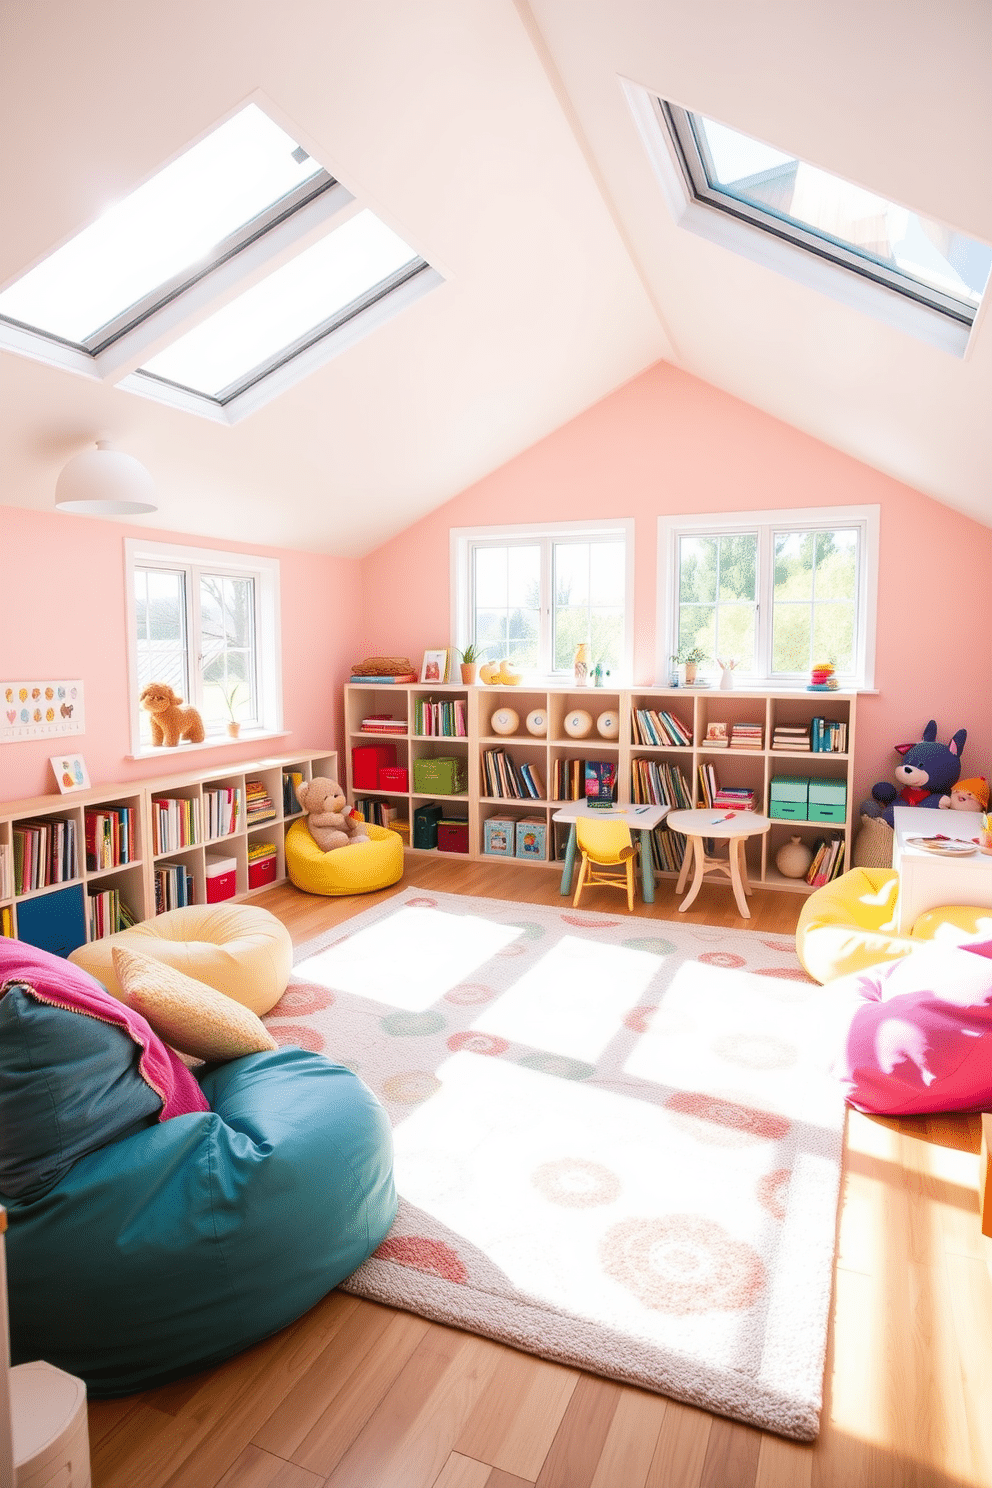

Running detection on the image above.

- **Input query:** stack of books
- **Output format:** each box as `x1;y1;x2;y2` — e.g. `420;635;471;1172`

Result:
713;786;755;810
772;726;812;751
730;723;763;749
631;759;692;810
632;708;693;746
151;796;200;853
354;799;410;833
702;722;729;748
805;836;846;886
361;714;407;735
350;669;417;683
154;861;194;913
245;780;276;824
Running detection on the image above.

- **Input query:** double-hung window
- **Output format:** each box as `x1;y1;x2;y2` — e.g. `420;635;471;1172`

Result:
451;520;633;680
658;507;878;689
125;539;282;752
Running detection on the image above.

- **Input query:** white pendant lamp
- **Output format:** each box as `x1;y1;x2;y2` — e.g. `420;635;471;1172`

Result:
55;440;157;515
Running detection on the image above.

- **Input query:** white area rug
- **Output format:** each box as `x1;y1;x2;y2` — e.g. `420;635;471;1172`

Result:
265;887;845;1441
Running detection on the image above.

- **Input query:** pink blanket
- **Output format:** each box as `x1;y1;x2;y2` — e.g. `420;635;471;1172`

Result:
0;939;209;1119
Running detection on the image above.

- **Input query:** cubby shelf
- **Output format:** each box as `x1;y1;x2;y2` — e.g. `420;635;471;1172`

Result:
345;682;857;892
0;748;336;953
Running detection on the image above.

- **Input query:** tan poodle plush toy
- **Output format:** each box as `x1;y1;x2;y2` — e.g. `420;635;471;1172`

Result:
139;683;206;747
296;777;368;852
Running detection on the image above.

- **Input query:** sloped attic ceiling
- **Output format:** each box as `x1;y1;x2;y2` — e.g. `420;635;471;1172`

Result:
1;0;989;556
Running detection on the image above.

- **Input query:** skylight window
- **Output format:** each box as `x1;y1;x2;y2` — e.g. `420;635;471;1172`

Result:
0;106;330;351
137;210;422;401
0;101;442;421
625;87;990;353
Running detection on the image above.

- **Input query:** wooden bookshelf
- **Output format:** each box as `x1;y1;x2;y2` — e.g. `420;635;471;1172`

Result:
0;748;336;954
345;682;857;893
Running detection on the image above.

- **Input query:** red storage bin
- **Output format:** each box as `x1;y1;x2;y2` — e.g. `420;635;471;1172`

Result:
205;854;237;903
247;853;277;890
352;743;397;789
379;766;408;791
437;819;469;853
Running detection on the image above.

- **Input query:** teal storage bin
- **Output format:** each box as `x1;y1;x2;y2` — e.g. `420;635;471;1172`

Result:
413;801;444;848
769;776;810;820
808;779;847;804
808;802;846;822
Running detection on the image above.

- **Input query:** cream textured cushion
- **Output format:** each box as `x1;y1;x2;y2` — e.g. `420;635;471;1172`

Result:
69;903;292;1015
112;945;278;1062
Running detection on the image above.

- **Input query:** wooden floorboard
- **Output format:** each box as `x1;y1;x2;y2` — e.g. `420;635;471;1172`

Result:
82;855;992;1488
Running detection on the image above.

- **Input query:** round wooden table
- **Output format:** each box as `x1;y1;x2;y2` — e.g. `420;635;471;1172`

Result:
666;808;772;918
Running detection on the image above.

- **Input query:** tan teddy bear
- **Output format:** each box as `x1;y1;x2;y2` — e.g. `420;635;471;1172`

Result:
296;777;368;852
139;682;206;747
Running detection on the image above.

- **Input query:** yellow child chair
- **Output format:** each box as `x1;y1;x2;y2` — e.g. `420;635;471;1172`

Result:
573;815;636;912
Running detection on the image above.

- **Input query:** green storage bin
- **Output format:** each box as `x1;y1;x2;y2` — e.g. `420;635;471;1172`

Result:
808;779;847;805
770;776;811;803
808;802;846;822
769;801;808;820
412;756;467;795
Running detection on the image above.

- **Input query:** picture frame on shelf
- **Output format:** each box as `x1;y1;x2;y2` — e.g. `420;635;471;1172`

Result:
50;752;91;793
420;649;450;683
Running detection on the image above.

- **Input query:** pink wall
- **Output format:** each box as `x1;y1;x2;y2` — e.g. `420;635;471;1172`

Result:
1;506;361;802
360;361;992;805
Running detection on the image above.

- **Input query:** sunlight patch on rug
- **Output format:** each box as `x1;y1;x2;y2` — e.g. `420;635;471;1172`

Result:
271;887;841;1441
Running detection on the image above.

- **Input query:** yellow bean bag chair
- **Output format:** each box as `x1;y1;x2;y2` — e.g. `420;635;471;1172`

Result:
69;903;292;1015
285;817;404;897
796;867;992;984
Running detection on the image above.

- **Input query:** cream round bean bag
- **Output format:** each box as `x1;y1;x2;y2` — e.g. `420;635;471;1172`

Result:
285;817;403;896
796;867;990;984
69;903;292;1016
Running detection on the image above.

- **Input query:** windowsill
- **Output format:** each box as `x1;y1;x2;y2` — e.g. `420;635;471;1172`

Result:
126;728;290;762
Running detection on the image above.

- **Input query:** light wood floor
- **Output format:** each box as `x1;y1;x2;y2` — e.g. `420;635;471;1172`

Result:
87;858;992;1488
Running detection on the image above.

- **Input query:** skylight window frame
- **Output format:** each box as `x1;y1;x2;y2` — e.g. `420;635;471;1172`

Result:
622;81;983;358
662;103;977;328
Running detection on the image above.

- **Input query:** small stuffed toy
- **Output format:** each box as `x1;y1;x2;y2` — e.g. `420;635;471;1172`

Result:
860;719;967;827
139;683;206;747
943;776;989;812
296;777;368;852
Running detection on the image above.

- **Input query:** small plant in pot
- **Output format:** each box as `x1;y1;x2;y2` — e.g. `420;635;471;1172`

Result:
457;643;481;685
670;646;708;686
222;682;245;737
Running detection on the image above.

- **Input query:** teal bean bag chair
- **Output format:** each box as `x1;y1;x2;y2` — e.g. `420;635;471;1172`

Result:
1;942;396;1397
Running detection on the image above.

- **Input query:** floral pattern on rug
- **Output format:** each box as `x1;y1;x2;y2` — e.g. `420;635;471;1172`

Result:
265;887;842;1442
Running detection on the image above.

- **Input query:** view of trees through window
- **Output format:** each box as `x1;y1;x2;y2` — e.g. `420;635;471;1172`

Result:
675;525;859;676
134;566;257;740
471;538;624;675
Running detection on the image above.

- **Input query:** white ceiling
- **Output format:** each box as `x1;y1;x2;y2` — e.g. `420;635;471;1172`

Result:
2;1;989;555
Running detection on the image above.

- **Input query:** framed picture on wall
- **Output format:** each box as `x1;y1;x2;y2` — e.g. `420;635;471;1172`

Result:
50;753;91;793
420;649;450;683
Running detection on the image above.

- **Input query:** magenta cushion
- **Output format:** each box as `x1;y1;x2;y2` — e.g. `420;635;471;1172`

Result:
832;939;992;1114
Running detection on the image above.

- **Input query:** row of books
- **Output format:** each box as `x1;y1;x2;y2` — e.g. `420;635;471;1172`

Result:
354;798;410;833
414;698;468;737
204;787;242;841
84;805;136;872
87;886;137;940
151;796;201;854
245;779;276;824
631;708;693;747
702;721;765;749
0;841;11;900
805;836;847;886
646;823;686;873
481;749;545;800
154;861;194;913
13;818;78;893
282;771;304;817
630;759;692;810
551;757;617;802
772;718;848;752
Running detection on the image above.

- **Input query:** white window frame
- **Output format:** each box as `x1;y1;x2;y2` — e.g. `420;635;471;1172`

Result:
451;518;635;683
656;506;879;690
124;538;283;757
622;81;977;359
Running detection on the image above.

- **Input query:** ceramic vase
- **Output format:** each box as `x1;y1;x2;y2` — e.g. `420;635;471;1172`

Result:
490;707;519;736
563;709;593;739
684;662;698;685
719;668;734;690
573;643;590;686
775;835;813;879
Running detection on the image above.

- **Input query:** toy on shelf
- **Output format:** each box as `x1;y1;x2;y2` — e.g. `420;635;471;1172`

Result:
139;683;205;747
860;719;967;827
295;777;368;852
945;776;989;811
807;663;838;691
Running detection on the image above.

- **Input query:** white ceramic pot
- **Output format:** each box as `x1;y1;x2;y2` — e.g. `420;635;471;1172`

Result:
563;709;593;739
775;835;813;879
525;709;548;736
596;711;619;740
490;707;519;736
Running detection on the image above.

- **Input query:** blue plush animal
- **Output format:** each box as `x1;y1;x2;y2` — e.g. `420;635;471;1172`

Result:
860;719;967;827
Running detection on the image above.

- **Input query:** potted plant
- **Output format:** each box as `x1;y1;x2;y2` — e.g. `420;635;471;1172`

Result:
222;682;244;737
457;643;481;685
670;646;708;686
